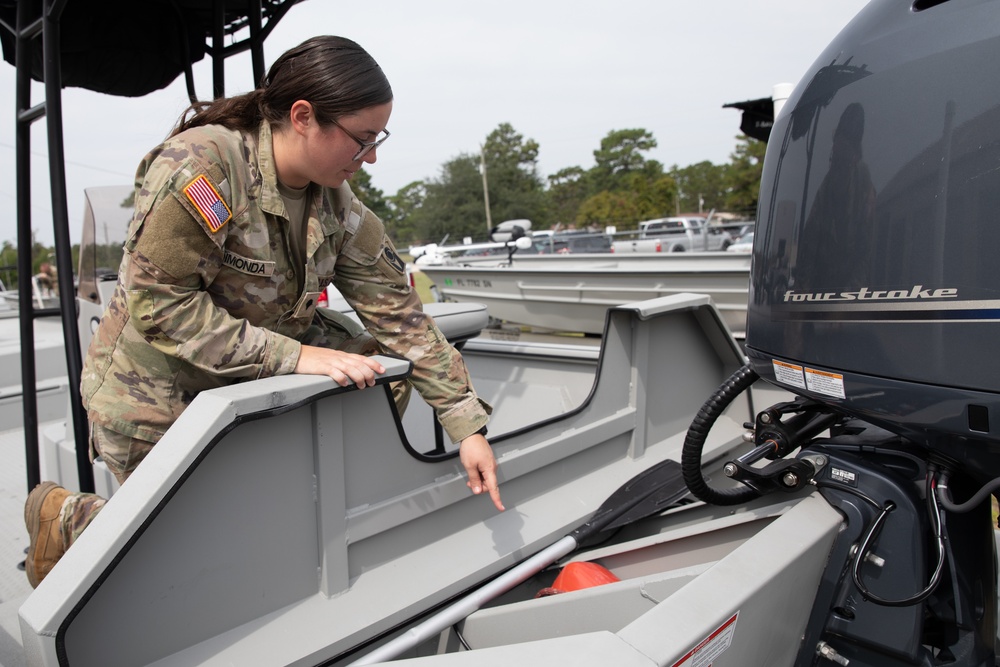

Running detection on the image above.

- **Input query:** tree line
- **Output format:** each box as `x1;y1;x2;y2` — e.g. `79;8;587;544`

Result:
352;122;766;246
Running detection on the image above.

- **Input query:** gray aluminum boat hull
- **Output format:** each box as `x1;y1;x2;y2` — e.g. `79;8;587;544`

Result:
420;253;751;337
16;293;783;666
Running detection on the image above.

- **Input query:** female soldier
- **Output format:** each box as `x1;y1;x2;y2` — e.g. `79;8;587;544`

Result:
25;35;502;588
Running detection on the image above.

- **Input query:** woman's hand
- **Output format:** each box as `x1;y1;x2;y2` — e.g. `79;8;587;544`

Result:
459;433;504;511
295;344;385;388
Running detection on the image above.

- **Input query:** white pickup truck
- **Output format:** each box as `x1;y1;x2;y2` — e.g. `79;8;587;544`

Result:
612;216;732;253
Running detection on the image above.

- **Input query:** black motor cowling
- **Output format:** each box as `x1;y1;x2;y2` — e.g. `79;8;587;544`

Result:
745;0;1000;478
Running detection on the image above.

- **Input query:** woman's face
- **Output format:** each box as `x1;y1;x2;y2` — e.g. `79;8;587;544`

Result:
301;102;393;189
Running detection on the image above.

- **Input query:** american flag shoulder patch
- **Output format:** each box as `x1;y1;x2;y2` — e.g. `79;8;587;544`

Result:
183;174;232;232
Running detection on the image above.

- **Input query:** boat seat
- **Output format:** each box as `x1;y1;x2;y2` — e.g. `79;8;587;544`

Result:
420;301;489;347
336;300;489;348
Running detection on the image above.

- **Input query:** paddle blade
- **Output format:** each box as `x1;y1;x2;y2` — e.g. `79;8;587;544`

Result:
570;459;688;540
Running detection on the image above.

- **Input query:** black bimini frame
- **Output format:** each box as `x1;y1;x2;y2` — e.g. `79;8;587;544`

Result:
0;0;304;494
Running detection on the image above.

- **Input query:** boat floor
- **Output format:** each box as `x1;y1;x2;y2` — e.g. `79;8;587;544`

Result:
1;425;37;667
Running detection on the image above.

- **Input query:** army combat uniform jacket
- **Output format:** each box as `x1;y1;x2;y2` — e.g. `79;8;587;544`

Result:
81;120;490;444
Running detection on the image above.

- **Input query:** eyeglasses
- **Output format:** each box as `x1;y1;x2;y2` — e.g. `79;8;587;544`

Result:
331;118;390;161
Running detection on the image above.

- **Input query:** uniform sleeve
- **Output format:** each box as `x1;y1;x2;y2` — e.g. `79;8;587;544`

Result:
123;183;300;380
332;202;491;443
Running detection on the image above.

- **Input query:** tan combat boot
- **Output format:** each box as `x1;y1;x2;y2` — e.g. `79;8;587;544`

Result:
24;482;70;588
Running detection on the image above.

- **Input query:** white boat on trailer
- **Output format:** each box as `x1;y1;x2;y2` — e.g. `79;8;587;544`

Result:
419;252;751;338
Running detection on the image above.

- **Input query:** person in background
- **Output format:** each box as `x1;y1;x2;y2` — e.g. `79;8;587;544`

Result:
24;35;502;589
34;262;58;297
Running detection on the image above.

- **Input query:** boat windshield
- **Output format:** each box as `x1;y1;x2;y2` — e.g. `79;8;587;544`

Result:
77;185;133;304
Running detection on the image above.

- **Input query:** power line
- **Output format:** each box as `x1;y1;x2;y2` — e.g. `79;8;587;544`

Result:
0;140;133;179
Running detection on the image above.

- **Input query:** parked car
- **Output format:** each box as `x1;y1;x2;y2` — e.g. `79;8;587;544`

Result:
612;217;731;253
536;232;612;254
726;231;754;253
725;223;755;242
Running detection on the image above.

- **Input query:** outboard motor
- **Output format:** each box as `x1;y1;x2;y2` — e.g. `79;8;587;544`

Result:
683;0;1000;664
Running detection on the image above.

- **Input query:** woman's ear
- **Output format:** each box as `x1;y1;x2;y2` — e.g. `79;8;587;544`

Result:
289;100;314;135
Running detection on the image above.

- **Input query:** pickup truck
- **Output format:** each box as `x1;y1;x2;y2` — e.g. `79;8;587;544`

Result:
611;216;732;253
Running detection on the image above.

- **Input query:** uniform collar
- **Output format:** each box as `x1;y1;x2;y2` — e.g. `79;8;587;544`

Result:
257;120;344;256
256;120;286;219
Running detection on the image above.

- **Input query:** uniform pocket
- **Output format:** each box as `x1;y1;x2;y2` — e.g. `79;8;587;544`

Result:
93;425;156;485
340;209;385;267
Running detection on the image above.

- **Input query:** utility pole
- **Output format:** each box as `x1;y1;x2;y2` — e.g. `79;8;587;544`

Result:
479;144;493;233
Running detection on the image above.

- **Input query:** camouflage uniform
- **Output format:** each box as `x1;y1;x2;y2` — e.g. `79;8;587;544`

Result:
82;119;490;444
66;120;491;544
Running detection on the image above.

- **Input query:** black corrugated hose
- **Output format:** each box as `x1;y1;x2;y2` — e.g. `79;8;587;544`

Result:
682;364;761;506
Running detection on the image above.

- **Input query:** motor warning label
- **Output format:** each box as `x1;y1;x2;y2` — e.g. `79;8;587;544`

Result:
670;612;739;667
772;360;806;389
805;367;845;399
772;360;846;400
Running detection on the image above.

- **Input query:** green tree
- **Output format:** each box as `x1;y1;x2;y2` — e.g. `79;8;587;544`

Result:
576;191;641;228
0;241;15;267
571;128;673;228
350;168;391;225
385;180;427;245
546;166;591;227
382;126;764;243
670;161;728;215
724;135;767;218
414;154;490;242
481;123;547;228
634;173;678;221
591;128;659;186
0;241;17;289
404;123;547;243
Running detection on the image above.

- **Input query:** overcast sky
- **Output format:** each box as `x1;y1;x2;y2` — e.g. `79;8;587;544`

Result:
0;0;870;246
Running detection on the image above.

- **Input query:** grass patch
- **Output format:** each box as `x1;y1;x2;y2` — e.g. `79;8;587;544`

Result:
412;269;436;304
401;253;436;304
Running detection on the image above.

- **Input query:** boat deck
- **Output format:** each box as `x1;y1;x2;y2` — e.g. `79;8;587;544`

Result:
1;426;36;667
